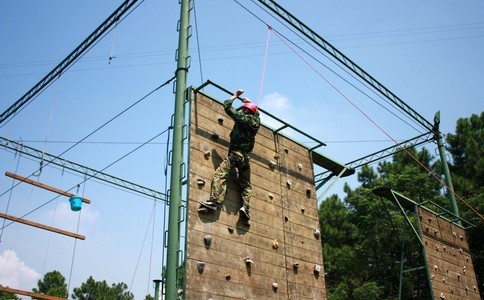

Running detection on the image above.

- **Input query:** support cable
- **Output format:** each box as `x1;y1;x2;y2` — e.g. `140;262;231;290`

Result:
257;26;271;104
254;0;434;133
0;76;175;202
0;127;172;231
192;0;204;85
272;29;483;220
129;202;157;293
67;177;85;296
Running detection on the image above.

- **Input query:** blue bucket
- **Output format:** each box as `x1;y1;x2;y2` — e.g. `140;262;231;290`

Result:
69;196;82;212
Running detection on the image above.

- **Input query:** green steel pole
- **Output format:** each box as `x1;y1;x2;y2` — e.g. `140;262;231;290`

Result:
434;111;460;220
166;0;190;299
153;279;162;300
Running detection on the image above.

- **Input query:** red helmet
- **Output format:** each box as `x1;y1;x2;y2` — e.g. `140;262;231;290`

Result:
241;101;258;115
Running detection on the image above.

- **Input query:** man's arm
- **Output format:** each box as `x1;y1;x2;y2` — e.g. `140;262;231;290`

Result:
224;89;245;119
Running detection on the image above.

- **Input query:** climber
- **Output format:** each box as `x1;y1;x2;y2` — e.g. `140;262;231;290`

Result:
199;89;260;221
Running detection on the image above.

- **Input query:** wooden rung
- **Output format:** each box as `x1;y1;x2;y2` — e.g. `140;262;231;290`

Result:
0;212;85;240
5;172;91;204
0;285;66;299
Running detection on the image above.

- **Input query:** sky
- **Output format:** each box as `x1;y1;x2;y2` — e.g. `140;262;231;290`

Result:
0;0;483;299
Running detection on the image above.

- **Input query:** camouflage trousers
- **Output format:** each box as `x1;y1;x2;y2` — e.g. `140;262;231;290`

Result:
210;150;252;207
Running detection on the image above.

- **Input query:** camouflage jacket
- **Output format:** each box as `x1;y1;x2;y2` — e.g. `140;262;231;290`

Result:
224;99;260;153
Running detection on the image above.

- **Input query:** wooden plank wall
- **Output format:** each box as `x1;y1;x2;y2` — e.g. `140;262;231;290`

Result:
419;208;480;299
185;91;326;299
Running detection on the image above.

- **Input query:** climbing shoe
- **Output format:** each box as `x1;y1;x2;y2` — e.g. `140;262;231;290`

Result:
239;204;250;220
199;201;220;211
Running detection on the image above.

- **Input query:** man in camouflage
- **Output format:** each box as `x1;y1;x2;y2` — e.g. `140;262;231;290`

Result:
199;89;260;220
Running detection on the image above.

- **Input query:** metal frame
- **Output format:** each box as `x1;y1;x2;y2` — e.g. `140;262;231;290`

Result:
0;136;168;202
373;186;475;299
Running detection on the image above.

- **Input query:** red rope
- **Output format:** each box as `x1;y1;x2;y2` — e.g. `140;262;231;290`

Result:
270;28;483;221
257;26;272;105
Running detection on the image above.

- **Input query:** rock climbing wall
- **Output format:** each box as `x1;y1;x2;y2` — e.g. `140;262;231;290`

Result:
419;208;480;299
185;90;326;299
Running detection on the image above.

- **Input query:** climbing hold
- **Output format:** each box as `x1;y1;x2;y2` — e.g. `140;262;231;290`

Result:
300;207;305;214
435;245;440;252
313;265;321;275
442;277;446;283
211;132;219;140
269;160;277;169
284;148;289;154
434;265;438;271
293;263;299;271
453;251;456;257
453;231;457;237
272;239;279;250
457;273;461;280
459;248;463;254
273;153;279;160
286;180;291;189
228;227;234;234
459;235;464;241
306;189;311;197
284;216;288;222
197;178;205;187
443;245;446;251
225;274;231;280
465;285;469;291
434;229;438;235
272;282;278;291
245;257;254;265
465;256;469;262
440;292;445;299
431;274;435;279
473;286;477;292
204;150;211;159
297;163;303;171
197;262;205;273
217;117;224;124
314;229;321;240
425;227;429;232
268;193;274;200
204;235;212;248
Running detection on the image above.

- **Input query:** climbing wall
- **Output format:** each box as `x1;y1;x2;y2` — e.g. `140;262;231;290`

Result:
185;90;326;299
419;208;481;299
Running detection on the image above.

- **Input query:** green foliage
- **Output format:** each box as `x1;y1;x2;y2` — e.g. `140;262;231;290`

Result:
0;291;20;299
32;270;68;298
446;112;484;298
352;281;381;300
71;276;134;300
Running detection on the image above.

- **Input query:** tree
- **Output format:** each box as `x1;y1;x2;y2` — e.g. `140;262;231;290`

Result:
0;291;20;300
32;270;68;298
72;276;134;300
446;112;484;298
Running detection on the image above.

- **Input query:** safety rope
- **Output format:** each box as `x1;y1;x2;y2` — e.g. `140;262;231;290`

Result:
257;26;272;104
270;27;483;221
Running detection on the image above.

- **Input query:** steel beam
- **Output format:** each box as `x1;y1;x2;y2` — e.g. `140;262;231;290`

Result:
257;0;434;133
0;136;168;202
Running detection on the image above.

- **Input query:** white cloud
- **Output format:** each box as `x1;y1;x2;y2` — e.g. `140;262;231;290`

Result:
0;249;40;290
259;92;294;129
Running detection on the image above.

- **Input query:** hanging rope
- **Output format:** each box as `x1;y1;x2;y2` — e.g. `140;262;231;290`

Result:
257;25;271;104
192;0;205;85
67;177;85;295
129;201;157;293
270;28;483;221
109;21;119;64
